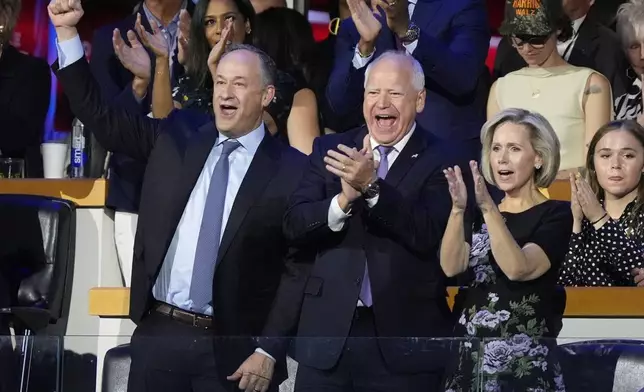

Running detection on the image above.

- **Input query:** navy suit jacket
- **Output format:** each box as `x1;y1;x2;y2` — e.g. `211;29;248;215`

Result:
90;4;191;212
326;0;490;143
54;56;307;386
262;126;474;373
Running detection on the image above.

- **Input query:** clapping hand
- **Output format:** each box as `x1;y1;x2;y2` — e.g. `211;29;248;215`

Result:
177;10;191;66
324;134;377;205
444;165;467;213
569;173;583;223
346;0;382;51
373;0;409;38
574;174;606;224
470;160;495;214
113;28;151;80
135;13;170;59
208;18;234;75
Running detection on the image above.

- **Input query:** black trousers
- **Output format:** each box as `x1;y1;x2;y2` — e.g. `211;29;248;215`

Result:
294;308;443;392
127;311;278;392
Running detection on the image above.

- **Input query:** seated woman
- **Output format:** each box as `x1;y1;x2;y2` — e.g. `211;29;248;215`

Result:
615;0;644;121
559;120;644;286
489;0;612;179
441;108;571;392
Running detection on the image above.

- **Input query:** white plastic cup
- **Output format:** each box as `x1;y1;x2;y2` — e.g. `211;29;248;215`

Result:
41;141;69;179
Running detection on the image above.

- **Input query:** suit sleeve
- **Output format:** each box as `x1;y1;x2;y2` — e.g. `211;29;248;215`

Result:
54;56;159;162
258;246;314;360
0;58;50;174
325;19;369;119
364;163;453;259
282;137;339;243
411;0;490;95
89;29;150;113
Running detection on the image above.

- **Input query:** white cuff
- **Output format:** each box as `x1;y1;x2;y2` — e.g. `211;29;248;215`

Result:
328;194;351;232
365;195;379;208
254;348;275;362
402;39;418;55
56;35;85;69
352;46;373;70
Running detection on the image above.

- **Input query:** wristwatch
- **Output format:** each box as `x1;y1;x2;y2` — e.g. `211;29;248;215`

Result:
363;179;381;199
398;22;420;45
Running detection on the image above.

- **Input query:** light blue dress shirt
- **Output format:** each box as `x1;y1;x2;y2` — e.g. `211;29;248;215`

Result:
152;127;265;315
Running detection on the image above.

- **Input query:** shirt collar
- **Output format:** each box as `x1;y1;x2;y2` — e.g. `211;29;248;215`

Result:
571;15;586;35
370;122;416;154
142;0;186;28
217;123;266;156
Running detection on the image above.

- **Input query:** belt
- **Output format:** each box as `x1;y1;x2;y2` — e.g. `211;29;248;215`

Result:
152;301;214;329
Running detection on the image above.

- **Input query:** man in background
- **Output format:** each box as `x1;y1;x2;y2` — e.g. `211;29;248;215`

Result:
89;0;192;286
0;0;50;178
325;0;490;159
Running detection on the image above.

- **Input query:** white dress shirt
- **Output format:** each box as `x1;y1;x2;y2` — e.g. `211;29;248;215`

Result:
352;0;418;69
557;15;586;61
327;123;416;232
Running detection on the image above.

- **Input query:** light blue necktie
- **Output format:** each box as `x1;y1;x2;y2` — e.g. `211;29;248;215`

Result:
359;145;393;307
189;139;241;310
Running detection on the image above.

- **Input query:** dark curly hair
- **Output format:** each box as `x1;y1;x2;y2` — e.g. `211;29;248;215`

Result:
0;0;21;45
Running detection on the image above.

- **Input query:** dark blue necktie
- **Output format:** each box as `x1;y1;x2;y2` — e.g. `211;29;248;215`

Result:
359;145;393;307
189;139;241;310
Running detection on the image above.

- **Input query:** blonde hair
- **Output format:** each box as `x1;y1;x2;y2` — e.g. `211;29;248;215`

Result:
617;0;644;48
480;108;561;188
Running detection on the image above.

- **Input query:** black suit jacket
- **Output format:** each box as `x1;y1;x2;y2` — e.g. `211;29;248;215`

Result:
53;57;306;384
90;3;193;212
0;45;50;177
264;127;472;373
493;15;627;94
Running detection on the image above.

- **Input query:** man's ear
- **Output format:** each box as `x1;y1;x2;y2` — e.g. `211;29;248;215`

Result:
262;85;275;108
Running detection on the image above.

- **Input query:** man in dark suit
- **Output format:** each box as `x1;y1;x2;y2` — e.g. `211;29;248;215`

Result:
0;0;50;178
257;51;469;392
325;0;490;156
89;0;192;287
48;1;306;391
493;0;627;98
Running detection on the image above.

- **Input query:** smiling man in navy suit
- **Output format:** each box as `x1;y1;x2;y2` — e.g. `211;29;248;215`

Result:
257;51;473;392
326;0;490;157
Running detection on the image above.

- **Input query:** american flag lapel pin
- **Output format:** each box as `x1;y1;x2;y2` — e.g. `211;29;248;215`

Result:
411;154;419;158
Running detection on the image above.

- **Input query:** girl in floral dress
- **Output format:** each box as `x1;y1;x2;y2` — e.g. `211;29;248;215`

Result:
440;108;572;392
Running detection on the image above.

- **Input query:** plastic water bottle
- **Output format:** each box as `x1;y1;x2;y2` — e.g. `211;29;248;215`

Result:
70;118;87;178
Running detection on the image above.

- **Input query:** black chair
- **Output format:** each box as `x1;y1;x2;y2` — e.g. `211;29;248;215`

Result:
102;344;131;392
0;194;76;392
558;339;644;392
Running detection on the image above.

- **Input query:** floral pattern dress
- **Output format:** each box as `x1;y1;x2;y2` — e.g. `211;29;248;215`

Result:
444;200;572;392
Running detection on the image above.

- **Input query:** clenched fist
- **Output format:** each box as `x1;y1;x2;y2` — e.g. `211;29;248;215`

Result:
48;0;84;41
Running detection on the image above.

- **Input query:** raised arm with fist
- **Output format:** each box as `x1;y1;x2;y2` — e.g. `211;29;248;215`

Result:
47;0;84;41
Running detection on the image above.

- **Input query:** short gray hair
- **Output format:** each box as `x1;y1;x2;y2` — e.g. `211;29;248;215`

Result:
0;0;21;44
220;43;277;88
480;108;561;188
364;50;425;91
616;0;644;48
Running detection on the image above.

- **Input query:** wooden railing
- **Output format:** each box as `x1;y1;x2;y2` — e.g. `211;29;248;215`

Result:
89;287;644;318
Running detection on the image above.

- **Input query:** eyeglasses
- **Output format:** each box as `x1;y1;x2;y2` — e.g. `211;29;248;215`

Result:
510;35;550;50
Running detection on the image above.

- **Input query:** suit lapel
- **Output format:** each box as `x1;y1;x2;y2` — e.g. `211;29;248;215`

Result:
164;122;219;251
569;20;598;68
215;132;280;267
384;129;429;188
